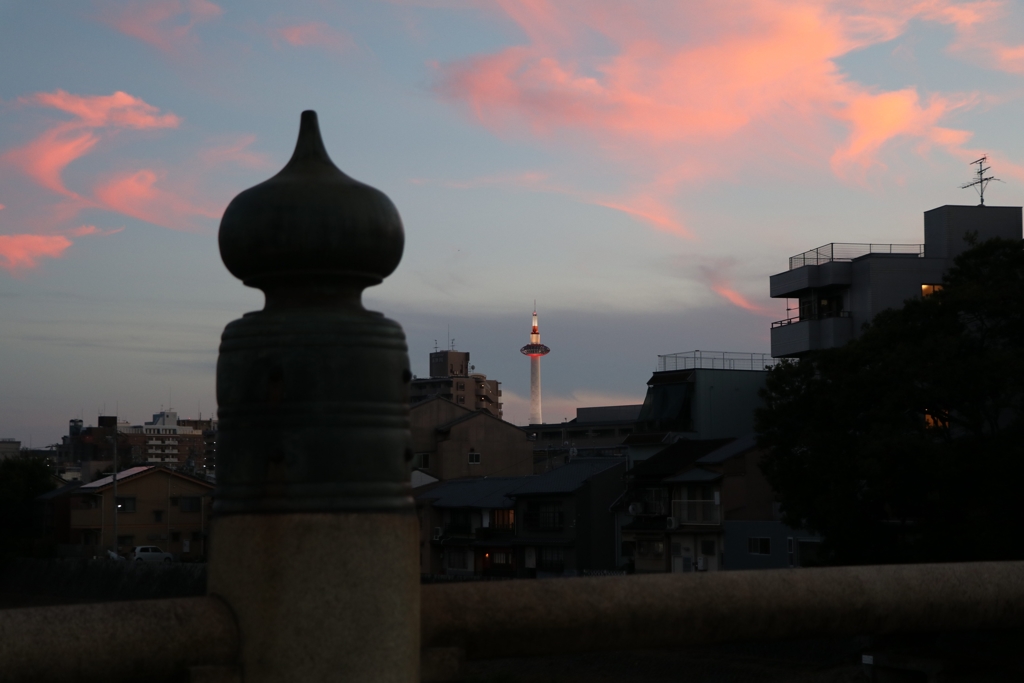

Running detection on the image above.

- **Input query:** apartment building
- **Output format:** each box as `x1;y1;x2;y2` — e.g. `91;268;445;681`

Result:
65;466;213;559
770;204;1022;357
410;349;503;418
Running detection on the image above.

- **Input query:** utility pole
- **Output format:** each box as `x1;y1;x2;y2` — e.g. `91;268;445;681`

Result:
111;427;118;558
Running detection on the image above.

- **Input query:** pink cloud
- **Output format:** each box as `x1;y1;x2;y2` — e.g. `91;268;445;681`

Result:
0;234;73;273
94;169;220;231
100;0;223;54
4;90;179;198
434;1;1012;234
271;22;353;53
711;283;768;314
197;135;272;169
68;225;125;237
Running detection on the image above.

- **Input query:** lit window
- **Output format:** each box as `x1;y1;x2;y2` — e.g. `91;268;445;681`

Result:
921;284;943;297
924;410;949;429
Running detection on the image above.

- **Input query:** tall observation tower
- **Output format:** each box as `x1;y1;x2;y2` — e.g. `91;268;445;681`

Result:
520;307;551;425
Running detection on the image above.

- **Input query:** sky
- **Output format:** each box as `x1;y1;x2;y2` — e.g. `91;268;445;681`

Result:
3;0;1024;445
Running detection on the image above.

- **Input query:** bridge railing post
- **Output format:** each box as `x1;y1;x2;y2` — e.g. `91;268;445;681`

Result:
209;110;418;683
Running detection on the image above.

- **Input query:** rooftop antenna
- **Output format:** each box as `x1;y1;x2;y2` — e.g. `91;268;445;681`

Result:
961;155;1002;205
433;339;438;352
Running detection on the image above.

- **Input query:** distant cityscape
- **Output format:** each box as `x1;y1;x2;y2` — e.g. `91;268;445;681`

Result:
4;201;1020;577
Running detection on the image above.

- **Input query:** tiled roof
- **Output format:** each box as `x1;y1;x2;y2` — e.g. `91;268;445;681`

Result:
80;466;153;489
512;457;626;495
415;476;528;509
627;439;733;479
695;434;758;464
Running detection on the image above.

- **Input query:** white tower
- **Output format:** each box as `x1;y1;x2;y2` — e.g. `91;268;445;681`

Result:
519;307;550;425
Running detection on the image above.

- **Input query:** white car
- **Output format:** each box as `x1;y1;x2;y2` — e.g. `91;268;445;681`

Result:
131;546;173;563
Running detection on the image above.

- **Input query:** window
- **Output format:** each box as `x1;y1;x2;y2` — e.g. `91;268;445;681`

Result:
179;497;201;513
116;535;134;548
171;532;181;542
526;502;563;530
468;450;480;465
456;382;465;391
643;488;668;515
924;409;949;429
456;395;466;404
192;531;203;542
489;551;511;565
115;497;136;513
538;547;564;570
921;284;943;297
415;453;430;469
492;509;514;530
748;537;771;555
700;539;716;556
637;541;665;557
447;549;471;570
153;510;164;522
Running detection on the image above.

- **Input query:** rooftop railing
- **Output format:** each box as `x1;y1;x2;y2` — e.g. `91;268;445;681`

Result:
658;350;779;372
788;243;924;270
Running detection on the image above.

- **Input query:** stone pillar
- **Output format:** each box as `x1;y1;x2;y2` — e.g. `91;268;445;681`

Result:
208;111;418;683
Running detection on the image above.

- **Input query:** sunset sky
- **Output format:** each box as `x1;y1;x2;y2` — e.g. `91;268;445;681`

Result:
3;0;1024;444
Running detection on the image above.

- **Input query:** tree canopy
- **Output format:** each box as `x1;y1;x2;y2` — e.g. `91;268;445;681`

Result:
756;237;1024;565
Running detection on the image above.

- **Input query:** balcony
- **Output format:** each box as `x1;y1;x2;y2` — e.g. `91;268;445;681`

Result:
770;313;853;358
671;499;720;525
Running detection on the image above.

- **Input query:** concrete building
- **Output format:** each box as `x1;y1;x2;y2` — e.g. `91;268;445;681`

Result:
770;204;1022;357
409;397;533;480
625;351;776;461
59;413;213;476
410;349;503;418
65;465;213;559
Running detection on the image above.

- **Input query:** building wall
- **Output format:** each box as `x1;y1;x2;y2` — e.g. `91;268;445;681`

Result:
847;255;947;333
575;461;628;571
722;520;819;570
69;471;212;558
410;399;472;456
436;415;533;479
690;370;768;441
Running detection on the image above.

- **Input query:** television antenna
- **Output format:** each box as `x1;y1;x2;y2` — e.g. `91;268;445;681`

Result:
961;156;1002;205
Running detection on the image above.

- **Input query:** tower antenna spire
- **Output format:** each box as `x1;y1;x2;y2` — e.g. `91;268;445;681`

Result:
961;155;1002;206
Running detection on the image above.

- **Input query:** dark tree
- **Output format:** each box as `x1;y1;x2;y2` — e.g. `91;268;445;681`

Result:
757;238;1024;565
0;456;57;555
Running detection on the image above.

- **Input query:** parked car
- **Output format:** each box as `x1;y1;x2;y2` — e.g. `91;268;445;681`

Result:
131;546;173;563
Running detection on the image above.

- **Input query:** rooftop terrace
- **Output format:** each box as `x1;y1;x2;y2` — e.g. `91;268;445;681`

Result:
657;350;778;372
788;243;923;270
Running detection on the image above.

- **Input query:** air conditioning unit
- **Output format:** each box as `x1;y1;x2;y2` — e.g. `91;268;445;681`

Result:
627;503;643;516
432;527;442;541
697;556;706;571
666;517;678;530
